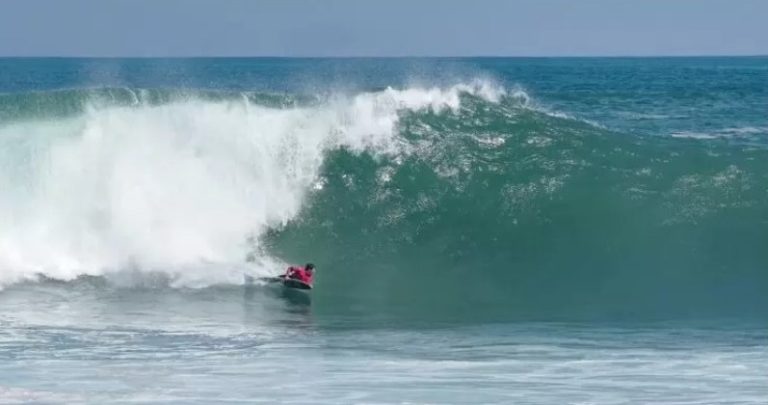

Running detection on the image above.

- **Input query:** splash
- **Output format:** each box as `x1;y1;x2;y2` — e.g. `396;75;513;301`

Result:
0;82;506;287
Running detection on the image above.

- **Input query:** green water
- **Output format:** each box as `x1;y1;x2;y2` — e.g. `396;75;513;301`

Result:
0;57;766;403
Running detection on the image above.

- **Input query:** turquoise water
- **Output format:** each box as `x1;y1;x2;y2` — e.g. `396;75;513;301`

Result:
0;58;766;403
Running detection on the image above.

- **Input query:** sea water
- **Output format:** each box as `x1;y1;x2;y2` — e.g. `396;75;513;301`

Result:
0;58;766;404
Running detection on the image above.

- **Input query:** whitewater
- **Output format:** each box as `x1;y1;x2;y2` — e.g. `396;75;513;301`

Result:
0;80;506;287
0;57;766;404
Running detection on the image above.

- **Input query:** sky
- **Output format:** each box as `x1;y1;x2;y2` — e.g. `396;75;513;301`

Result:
0;0;766;57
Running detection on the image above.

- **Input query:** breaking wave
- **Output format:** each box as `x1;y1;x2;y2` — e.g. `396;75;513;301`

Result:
1;80;767;320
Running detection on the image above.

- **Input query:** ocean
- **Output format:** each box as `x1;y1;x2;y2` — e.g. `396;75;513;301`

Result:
0;57;766;404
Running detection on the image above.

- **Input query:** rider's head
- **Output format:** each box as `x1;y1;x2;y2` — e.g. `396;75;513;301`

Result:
305;263;315;272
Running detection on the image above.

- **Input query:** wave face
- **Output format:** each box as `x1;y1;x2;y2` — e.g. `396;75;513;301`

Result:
1;77;767;320
267;89;768;321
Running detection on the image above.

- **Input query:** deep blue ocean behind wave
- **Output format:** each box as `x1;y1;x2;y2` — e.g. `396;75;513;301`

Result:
0;58;766;403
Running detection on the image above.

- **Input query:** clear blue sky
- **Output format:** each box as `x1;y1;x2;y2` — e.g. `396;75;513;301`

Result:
1;0;766;57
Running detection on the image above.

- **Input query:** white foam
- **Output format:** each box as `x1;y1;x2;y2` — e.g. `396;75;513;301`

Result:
720;126;768;135
0;386;81;403
671;126;768;140
0;82;506;287
670;131;719;140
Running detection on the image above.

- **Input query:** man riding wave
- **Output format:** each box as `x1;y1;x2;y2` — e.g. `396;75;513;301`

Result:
284;263;315;285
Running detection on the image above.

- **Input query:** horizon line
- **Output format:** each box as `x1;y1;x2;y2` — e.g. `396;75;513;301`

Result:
1;54;766;59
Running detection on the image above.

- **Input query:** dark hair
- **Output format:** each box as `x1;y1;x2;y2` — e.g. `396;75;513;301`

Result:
305;263;315;271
